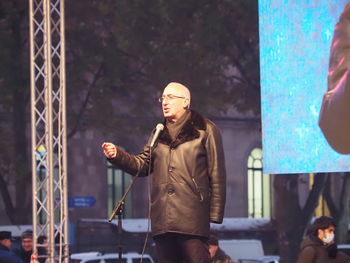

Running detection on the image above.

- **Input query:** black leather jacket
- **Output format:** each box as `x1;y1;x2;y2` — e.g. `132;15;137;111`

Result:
109;110;226;237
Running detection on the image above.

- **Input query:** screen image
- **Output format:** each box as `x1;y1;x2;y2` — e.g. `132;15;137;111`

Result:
259;1;350;174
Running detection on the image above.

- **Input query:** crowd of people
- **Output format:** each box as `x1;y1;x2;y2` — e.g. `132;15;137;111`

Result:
1;219;350;263
0;228;233;263
0;230;47;263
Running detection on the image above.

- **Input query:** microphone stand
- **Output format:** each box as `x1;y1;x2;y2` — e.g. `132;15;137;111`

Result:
108;127;160;263
108;162;145;263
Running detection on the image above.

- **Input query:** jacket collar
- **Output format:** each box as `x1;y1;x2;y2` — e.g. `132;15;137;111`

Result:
158;110;206;148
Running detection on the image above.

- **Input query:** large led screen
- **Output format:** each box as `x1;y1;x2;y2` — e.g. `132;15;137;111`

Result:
259;1;350;174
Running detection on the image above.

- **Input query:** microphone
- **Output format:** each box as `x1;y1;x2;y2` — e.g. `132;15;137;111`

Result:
150;123;164;147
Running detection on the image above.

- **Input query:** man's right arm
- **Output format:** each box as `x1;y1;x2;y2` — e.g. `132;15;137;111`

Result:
101;142;150;177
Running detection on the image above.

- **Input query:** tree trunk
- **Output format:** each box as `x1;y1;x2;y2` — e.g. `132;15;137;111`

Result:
274;174;302;263
323;174;339;220
336;172;350;244
0;172;16;223
9;4;31;224
12;87;31;224
274;174;328;263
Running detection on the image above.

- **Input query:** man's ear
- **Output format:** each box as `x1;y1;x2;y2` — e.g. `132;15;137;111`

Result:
183;98;190;109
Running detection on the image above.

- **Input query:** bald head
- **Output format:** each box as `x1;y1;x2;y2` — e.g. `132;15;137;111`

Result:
164;82;191;102
161;82;191;122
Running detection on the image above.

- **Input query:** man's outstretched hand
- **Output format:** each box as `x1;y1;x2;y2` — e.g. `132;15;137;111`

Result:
102;142;117;158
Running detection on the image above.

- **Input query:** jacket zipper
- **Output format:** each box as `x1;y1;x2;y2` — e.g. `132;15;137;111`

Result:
192;178;204;202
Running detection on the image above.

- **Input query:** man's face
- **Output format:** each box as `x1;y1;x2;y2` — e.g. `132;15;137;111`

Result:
21;237;33;252
1;239;12;249
161;84;189;122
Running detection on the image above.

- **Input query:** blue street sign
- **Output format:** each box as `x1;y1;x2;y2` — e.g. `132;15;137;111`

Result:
68;196;96;208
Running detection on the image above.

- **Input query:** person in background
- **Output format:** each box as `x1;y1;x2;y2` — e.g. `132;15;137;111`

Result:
37;235;48;263
208;235;233;263
296;216;350;263
0;231;25;263
13;230;33;263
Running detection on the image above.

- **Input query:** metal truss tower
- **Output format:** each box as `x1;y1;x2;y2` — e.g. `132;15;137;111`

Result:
29;0;69;262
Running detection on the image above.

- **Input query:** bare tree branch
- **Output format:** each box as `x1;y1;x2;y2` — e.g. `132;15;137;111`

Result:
300;173;328;226
337;172;350;243
68;62;104;138
323;173;339;220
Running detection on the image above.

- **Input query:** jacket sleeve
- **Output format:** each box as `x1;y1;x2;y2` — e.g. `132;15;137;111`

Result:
296;247;316;263
107;130;157;176
205;121;226;224
107;145;151;177
319;4;350;154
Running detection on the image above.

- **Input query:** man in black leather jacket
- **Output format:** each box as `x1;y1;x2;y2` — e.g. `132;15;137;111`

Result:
319;3;350;154
102;82;226;263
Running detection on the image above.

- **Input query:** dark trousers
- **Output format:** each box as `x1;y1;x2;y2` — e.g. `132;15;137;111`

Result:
153;233;210;263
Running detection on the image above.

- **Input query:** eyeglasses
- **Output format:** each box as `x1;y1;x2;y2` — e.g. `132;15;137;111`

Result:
158;94;187;103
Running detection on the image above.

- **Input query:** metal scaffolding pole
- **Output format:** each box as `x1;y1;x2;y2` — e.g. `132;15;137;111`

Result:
29;0;69;262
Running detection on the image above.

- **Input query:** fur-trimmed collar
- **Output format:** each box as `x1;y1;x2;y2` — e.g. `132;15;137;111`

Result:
158;110;207;148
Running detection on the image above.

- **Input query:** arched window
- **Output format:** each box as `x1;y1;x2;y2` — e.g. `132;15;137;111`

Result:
247;148;271;218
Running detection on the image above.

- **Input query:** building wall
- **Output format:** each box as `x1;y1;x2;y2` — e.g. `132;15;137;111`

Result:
68;127;151;223
215;118;261;217
68;130;109;221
